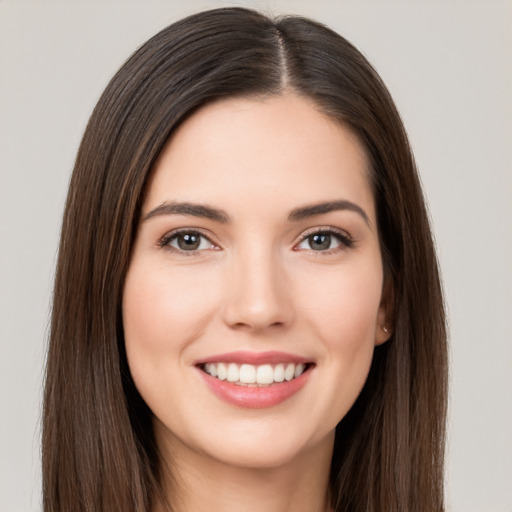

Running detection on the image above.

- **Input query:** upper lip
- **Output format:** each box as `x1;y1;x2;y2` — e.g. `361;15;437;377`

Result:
194;350;312;366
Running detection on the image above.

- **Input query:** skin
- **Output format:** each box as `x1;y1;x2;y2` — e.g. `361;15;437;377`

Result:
123;93;391;512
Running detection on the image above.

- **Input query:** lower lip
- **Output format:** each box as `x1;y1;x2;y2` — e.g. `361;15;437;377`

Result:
197;367;312;409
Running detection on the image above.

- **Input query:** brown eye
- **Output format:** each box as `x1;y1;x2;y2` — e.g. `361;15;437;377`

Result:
308;233;332;251
296;229;353;252
164;231;214;252
177;233;201;250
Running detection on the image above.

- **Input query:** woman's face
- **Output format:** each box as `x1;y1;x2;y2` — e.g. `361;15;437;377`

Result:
123;93;390;470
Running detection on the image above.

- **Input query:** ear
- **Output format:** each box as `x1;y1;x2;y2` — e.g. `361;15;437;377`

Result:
375;277;394;346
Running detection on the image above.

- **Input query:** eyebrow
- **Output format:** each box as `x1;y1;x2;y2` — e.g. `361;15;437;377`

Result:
288;200;370;225
143;202;230;223
143;199;369;226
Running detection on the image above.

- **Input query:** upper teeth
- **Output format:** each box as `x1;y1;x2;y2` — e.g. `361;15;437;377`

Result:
203;362;306;385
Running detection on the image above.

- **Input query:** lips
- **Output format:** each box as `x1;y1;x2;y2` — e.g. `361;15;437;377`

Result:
195;351;314;408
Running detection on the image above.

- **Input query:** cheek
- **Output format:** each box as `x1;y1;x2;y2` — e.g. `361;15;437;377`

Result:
297;259;383;415
122;263;220;378
299;260;384;349
305;270;382;423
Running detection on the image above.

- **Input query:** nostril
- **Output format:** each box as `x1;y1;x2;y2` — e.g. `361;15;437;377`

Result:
228;319;287;332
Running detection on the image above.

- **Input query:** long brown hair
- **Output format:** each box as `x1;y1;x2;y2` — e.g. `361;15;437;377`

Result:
43;7;447;512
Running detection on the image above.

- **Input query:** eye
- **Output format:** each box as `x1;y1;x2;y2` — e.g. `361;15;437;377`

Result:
296;229;353;252
161;230;216;253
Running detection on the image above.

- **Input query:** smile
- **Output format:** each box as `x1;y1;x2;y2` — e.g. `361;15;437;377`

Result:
201;362;307;386
195;351;314;408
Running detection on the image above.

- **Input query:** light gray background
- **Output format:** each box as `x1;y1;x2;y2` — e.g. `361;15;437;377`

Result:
1;1;511;511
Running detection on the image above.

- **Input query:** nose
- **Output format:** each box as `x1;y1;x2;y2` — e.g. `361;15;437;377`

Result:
221;246;294;332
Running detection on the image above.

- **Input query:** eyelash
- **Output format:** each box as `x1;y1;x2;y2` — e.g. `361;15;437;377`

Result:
158;228;218;255
158;227;354;255
296;227;354;254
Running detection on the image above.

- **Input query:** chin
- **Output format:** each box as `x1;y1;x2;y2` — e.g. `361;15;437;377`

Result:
155;412;336;473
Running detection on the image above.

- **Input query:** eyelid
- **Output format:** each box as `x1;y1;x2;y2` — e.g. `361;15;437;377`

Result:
158;227;220;253
293;226;354;252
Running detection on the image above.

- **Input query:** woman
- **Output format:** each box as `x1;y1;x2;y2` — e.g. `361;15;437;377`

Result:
43;7;447;512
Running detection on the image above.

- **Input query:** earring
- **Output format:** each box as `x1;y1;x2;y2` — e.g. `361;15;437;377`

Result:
383;326;389;333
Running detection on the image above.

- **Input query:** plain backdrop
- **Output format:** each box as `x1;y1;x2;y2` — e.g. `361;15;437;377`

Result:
0;1;511;511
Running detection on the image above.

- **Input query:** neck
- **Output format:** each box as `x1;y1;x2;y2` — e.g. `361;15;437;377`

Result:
156;432;334;512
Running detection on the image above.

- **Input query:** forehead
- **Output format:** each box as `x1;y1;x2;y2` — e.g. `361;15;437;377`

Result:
144;93;375;221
